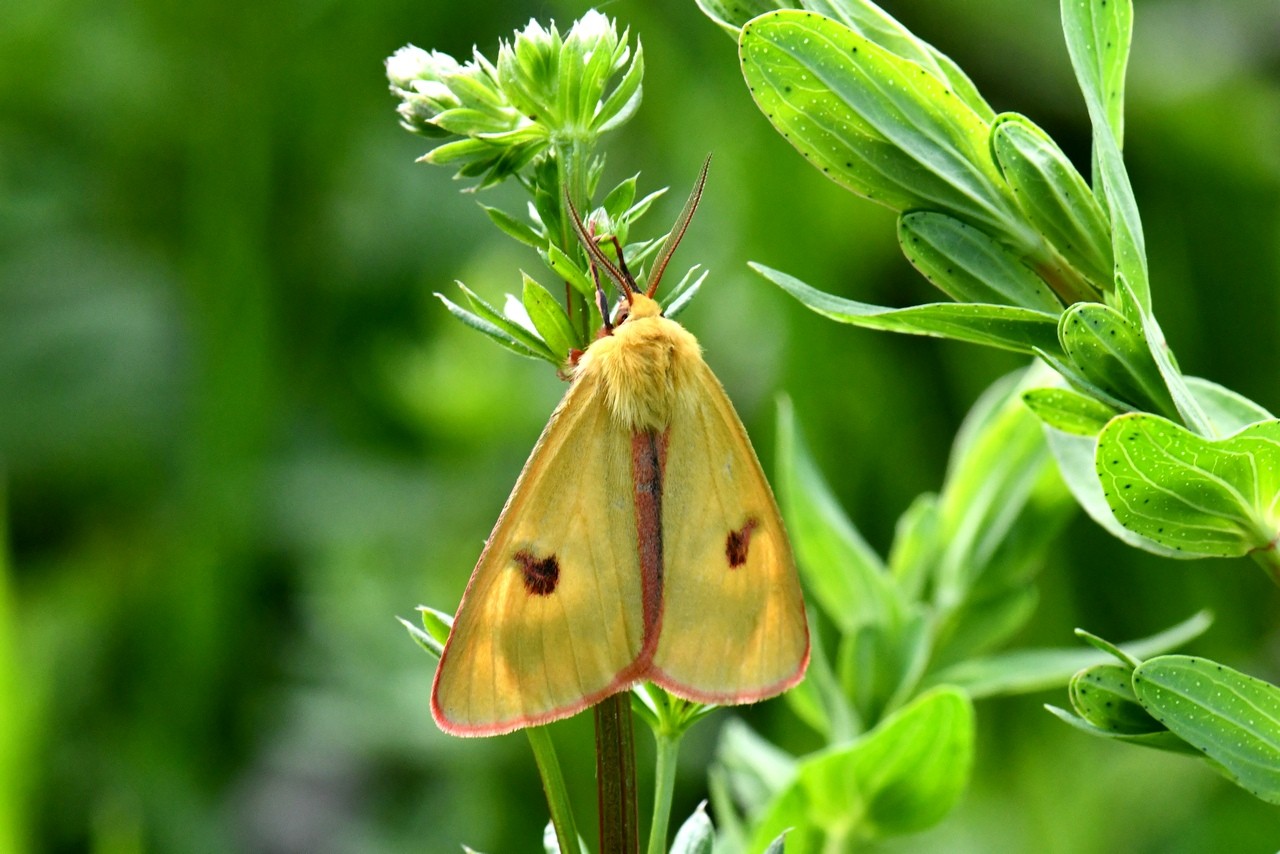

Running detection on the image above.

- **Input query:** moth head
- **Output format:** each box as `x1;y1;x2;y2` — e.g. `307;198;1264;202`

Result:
566;156;710;333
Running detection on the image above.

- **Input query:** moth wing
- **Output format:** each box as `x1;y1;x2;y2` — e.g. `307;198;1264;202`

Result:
432;373;645;736
649;361;809;702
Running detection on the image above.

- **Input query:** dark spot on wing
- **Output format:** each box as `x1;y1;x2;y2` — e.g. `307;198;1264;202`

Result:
514;548;560;596
725;519;759;569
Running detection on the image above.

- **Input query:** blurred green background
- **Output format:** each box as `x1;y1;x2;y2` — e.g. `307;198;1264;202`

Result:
3;0;1279;850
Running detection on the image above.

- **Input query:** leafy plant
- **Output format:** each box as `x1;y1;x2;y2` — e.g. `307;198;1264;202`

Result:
694;0;1280;820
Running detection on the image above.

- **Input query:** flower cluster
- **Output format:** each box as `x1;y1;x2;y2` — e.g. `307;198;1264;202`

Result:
387;11;642;188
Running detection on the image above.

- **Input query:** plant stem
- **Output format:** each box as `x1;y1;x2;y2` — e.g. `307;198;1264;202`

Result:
595;693;639;854
527;726;580;854
645;727;683;854
1251;547;1280;587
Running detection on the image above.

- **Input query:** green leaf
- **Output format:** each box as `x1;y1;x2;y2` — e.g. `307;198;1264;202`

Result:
455;282;557;356
482;204;545;249
419;606;453;645
1069;662;1162;734
1185;376;1276;436
1061;0;1147;310
1058;302;1176;417
926;366;1073;666
541;244;597;300
1045;704;1202;755
804;0;995;119
927;610;1212;698
1023;386;1117;436
600;174;639;222
897;211;1063;312
436;289;556;362
521;274;578;360
989;114;1112;297
738;11;1022;239
399;615;442;659
1134;655;1280;803
785;617;860;741
1095;414;1280;557
761;833;788;854
1059;0;1131;153
1074;627;1140;668
700;0;994;118
669;802;715;854
697;0;796;36
594;42;645;134
838;614;933;728
1042;426;1185;558
403;606;453;660
662;267;707;320
776;396;898;633
751;688;973;847
756;263;1060;354
886;492;939;600
1121;279;1213;436
715;719;797;816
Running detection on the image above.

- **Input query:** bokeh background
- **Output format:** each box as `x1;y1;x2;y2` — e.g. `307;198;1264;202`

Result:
3;0;1280;850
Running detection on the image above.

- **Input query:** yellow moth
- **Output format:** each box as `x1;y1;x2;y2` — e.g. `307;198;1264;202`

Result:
432;160;809;736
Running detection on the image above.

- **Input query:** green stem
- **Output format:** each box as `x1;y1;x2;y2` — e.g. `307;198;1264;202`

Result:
526;726;580;854
0;476;20;854
595;693;639;854
555;136;596;343
645;727;683;854
1251;547;1280;587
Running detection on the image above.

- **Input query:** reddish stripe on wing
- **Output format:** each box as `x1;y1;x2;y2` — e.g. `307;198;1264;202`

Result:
631;428;667;663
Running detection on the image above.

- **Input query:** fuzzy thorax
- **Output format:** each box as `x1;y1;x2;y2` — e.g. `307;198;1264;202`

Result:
576;294;703;432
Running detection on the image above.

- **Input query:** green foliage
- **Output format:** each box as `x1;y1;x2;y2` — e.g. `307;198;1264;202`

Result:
1053;641;1280;803
705;367;1207;848
707;0;1280;815
748;688;974;851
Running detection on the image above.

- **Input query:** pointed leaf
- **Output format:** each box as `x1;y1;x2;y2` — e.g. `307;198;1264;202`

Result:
457;282;558;357
482;204;545;249
897;211;1063;312
1186;375;1275;436
662;267;708;320
776;396;898;633
436;291;554;362
1060;0;1131;151
669;802;715;854
1023;386;1117;436
399;616;443;659
927;610;1212;697
1058;302;1176;418
1069;663;1163;734
521;274;578;360
738;11;1021;238
1062;0;1147;309
990;114;1112;295
756;263;1060;354
1045;704;1203;755
541;244;596;300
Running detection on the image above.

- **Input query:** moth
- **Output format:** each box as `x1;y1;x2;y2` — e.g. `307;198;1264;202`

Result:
432;160;809;736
